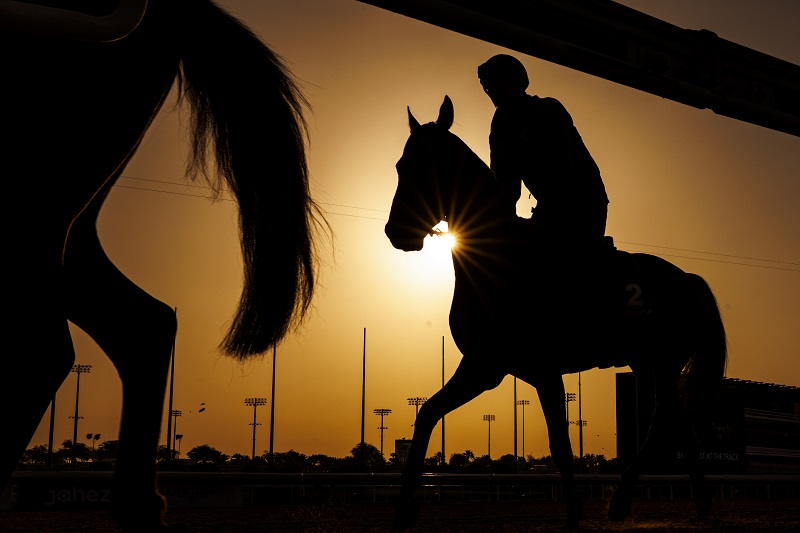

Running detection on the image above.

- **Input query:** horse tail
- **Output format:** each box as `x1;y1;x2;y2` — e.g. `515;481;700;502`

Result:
175;1;325;359
680;274;728;433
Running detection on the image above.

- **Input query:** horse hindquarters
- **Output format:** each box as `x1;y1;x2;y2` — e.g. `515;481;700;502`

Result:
678;274;727;519
609;271;726;522
0;1;181;514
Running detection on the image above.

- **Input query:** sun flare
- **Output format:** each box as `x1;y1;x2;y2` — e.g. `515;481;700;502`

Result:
398;220;456;281
427;221;456;252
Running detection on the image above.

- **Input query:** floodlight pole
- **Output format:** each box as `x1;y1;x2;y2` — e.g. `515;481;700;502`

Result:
70;364;91;467
374;408;392;456
407;397;427;422
269;344;276;465
170;410;182;457
517;399;530;459
483;414;495;458
245;397;267;459
565;392;576;425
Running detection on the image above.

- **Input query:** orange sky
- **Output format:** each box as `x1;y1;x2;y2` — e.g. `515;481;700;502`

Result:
29;0;799;463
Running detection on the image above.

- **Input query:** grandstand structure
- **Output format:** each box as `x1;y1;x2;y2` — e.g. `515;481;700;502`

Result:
616;373;800;474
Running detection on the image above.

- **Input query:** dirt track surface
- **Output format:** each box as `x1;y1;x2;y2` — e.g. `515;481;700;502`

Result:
1;499;797;532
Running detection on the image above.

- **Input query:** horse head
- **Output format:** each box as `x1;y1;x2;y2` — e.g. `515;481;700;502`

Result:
385;95;456;252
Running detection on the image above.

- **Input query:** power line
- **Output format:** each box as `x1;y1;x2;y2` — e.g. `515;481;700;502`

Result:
616;241;800;268
117;176;390;220
114;175;799;272
115;184;215;200
618;248;799;273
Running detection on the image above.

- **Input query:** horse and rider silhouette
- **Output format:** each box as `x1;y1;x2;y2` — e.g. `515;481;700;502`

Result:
385;91;727;530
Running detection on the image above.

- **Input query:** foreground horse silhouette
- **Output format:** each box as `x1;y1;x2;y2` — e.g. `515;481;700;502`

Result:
1;1;321;529
385;96;727;529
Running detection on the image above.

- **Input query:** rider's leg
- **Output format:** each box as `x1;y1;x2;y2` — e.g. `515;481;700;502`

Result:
64;197;177;529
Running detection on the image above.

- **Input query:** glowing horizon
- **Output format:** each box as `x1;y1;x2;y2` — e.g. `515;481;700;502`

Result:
25;0;800;462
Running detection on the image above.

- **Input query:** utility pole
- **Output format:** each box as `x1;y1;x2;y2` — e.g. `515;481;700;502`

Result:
166;307;177;469
578;372;583;461
360;328;366;468
441;336;446;466
47;395;56;470
513;378;518;460
577;372;587;471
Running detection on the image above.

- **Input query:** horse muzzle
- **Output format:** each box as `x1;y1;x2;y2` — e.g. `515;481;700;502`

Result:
385;222;425;252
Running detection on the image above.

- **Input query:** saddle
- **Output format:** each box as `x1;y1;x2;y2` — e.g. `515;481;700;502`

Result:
601;239;654;320
530;235;653;321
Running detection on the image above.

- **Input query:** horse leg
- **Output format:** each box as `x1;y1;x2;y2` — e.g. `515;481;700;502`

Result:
1;250;75;492
675;394;712;520
393;358;505;531
533;375;581;529
64;197;177;530
608;368;680;521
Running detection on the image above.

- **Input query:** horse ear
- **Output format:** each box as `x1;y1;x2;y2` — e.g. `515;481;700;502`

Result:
437;95;454;130
408;106;421;132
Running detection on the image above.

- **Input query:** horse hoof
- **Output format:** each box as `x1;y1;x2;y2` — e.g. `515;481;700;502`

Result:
112;491;169;532
392;500;420;531
695;495;712;521
608;490;631;521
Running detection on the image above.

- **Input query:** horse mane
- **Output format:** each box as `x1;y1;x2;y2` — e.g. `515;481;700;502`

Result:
436;127;510;224
175;0;327;358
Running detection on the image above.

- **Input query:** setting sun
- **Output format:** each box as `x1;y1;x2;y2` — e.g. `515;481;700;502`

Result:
427;221;456;252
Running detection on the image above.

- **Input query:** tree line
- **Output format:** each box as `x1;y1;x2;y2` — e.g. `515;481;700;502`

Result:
20;440;617;473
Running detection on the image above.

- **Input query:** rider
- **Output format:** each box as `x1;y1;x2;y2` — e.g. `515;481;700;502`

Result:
478;54;609;260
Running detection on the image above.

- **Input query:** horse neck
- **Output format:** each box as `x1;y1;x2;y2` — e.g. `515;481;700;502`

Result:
447;161;515;240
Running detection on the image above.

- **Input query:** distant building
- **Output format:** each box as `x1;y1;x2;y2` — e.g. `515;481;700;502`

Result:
394;438;412;465
616;372;800;474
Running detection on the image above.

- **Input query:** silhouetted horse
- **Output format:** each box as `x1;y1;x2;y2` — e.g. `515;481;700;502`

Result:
1;1;321;529
385;96;727;530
